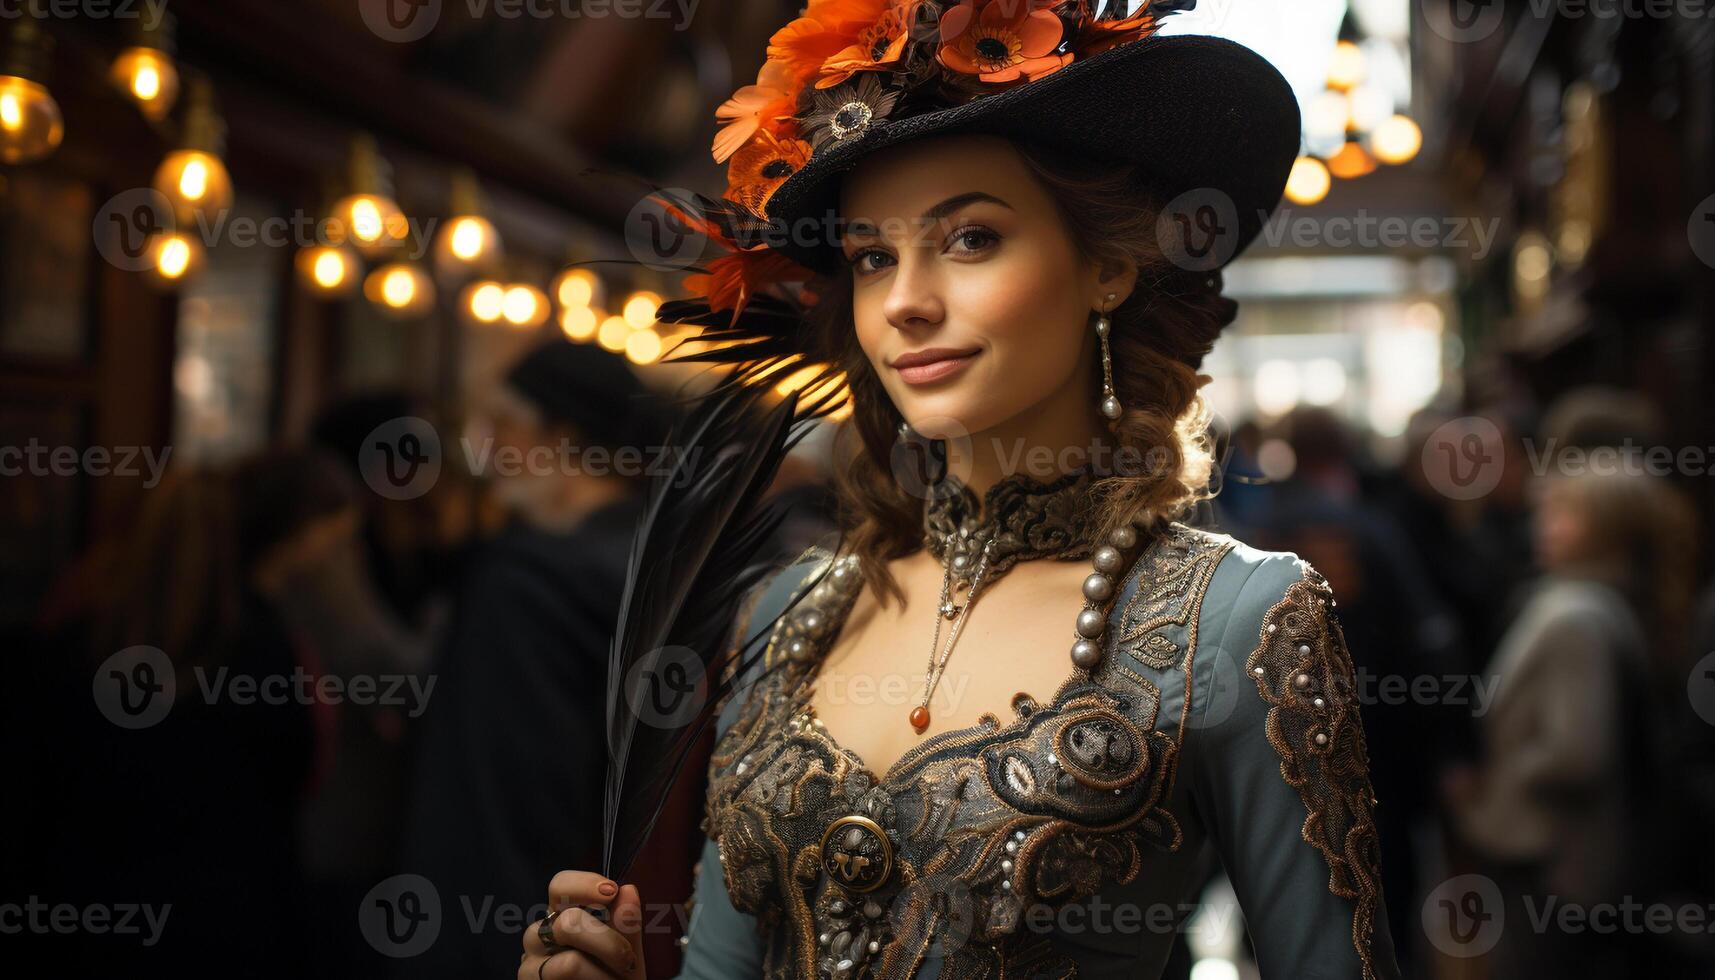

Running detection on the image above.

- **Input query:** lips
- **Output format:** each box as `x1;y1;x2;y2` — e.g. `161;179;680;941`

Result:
890;347;980;385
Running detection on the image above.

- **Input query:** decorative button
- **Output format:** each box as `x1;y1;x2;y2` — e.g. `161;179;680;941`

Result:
819;815;892;893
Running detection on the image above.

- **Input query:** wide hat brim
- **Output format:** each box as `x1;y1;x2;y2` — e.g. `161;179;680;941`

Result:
762;33;1302;277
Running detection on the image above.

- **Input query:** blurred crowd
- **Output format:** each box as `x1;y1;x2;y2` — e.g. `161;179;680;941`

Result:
8;340;1715;980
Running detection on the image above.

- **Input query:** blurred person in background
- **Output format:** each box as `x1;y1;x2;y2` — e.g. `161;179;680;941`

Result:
18;449;362;977
1444;465;1700;977
393;340;675;979
311;391;474;637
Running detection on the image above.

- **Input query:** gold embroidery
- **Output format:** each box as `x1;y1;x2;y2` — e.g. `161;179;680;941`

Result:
702;524;1237;979
1246;564;1385;980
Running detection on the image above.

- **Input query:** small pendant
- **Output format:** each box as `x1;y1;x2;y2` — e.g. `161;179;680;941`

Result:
909;706;930;732
940;601;959;619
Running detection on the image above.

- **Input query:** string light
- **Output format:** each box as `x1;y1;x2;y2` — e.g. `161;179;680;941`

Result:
1370;114;1422;166
295;245;361;298
434;169;502;276
1284;156;1331;206
152;79;233;220
501;283;549;328
109;15;179;121
553;266;603;310
560;304;599;341
462;280;506;324
364;262;435;318
143;232;204;290
0;20;64;165
329;135;411;256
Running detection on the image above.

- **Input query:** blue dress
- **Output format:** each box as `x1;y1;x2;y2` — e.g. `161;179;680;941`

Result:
675;523;1400;979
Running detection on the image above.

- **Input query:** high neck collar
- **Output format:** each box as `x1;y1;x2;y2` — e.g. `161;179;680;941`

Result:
922;466;1107;586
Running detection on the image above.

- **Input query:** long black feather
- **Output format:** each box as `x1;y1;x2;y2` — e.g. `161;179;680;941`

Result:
599;375;844;882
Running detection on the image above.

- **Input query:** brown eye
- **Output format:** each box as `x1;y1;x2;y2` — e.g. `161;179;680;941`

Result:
948;226;999;254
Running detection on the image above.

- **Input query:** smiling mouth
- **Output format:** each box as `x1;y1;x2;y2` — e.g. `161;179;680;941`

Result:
892;349;980;385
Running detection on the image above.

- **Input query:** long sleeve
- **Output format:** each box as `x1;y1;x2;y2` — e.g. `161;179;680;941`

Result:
1189;552;1401;980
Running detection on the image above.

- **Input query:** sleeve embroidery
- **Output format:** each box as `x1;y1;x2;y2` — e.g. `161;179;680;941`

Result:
1245;563;1385;980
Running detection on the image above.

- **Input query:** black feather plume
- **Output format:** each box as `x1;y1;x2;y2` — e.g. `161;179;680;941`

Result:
599;375;843;882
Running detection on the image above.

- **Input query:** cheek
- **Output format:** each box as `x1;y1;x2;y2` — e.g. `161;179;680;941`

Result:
955;250;1087;385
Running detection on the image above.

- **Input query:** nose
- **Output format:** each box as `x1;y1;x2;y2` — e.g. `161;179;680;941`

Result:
880;250;945;333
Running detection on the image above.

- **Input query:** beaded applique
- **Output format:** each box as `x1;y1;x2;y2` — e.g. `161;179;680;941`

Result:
1246;564;1385;980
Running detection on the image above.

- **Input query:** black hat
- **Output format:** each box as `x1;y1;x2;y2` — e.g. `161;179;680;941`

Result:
504;340;669;450
642;0;1299;387
764;33;1300;276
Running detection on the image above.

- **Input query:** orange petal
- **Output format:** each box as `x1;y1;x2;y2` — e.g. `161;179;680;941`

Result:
938;2;974;43
712;118;760;164
1016;8;1064;56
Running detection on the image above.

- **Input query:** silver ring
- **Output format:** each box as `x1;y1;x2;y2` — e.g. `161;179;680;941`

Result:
537;908;565;952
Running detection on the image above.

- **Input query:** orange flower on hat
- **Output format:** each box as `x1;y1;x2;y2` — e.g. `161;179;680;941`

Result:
767;0;892;86
713;59;801;164
723;129;813;219
937;0;1071;84
814;0;922;89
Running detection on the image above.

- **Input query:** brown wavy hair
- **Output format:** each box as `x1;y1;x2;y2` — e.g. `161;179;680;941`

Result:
795;140;1239;606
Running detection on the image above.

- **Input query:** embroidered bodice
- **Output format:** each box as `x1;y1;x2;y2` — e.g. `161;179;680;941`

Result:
677;523;1400;980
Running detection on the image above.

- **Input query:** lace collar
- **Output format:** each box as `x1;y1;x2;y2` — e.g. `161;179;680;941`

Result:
921;465;1107;587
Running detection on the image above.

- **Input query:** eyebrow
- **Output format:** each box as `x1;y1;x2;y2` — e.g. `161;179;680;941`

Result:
843;191;1013;239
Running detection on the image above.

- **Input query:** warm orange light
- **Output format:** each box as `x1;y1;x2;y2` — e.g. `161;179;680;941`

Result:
1326;140;1377;180
0;75;63;165
296;246;361;298
501;284;549;328
622;290;662;329
560;305;599;341
331;193;410;254
624;328;664;364
144;232;204;289
464;281;506;324
1326;40;1366;92
1284;156;1332;205
554;267;602;309
1371;114;1423;165
110;46;180;120
154;149;233;218
597;315;630;351
364;263;435;318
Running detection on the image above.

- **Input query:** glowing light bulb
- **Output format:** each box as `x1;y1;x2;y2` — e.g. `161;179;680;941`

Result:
597;315;630;351
624;328;663;364
465;281;506;323
332;194;409;255
364;263;434;318
144;232;204;289
1370;114;1422;166
553;267;602;309
153;150;233;218
1326;40;1366;92
110;46;180;120
502;284;549;328
560;305;599;341
622;290;662;329
296;246;361;298
450;218;486;260
1284;156;1331;206
0;76;63;164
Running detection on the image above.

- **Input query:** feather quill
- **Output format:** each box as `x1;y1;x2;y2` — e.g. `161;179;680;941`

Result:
599;375;842;882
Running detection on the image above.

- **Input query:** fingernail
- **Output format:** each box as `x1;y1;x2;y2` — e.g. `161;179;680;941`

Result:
599;881;618;897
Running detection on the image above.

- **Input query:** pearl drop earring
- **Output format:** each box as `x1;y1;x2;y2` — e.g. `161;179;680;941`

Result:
1095;292;1122;421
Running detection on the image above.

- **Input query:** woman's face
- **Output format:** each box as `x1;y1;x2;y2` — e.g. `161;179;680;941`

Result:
838;134;1133;442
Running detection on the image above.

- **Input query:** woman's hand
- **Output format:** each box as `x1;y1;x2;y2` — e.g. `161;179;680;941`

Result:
519;870;646;980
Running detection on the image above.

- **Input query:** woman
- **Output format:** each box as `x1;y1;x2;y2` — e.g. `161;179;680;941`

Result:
522;2;1398;978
